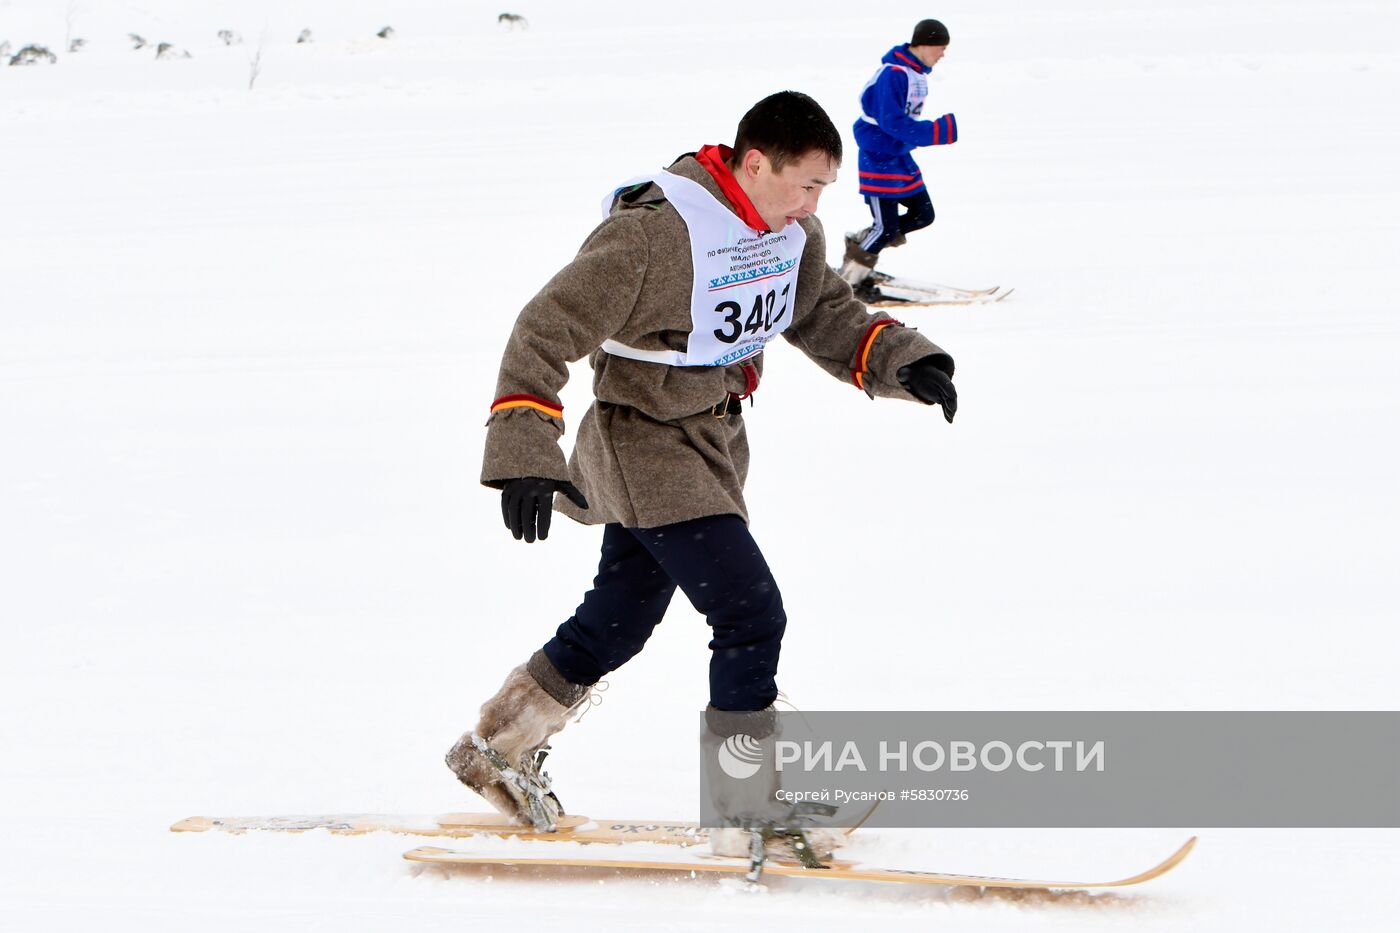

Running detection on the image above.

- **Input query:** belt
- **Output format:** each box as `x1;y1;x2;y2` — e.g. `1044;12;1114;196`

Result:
711;395;745;419
711;361;760;418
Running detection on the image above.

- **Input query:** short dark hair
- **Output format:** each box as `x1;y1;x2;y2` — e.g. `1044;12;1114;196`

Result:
730;91;842;172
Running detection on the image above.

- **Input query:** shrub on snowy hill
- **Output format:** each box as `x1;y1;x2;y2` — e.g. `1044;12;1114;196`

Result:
129;33;146;50
9;45;57;66
155;42;191;61
297;29;313;44
156;42;191;61
247;42;264;91
378;27;395;40
218;30;242;47
68;38;86;53
0;41;10;61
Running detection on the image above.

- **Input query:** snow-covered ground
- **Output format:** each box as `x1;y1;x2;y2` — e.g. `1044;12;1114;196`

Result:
3;0;1398;929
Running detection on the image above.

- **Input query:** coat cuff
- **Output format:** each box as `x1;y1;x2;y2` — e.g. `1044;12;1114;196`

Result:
856;321;953;400
481;405;571;488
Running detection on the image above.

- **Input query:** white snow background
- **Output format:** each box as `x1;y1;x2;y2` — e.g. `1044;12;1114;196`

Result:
2;0;1398;929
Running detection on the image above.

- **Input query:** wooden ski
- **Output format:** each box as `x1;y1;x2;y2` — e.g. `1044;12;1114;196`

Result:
403;836;1196;890
171;812;711;845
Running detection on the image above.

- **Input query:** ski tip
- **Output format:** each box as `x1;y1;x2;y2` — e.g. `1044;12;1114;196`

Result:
1175;835;1198;863
404;845;454;861
171;816;214;833
1109;835;1196;886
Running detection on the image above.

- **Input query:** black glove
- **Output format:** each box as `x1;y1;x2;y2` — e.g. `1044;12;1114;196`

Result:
500;477;588;543
897;354;957;423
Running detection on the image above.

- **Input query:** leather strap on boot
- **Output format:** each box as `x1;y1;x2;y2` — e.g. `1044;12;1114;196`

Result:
527;650;591;707
467;732;562;832
740;802;839;879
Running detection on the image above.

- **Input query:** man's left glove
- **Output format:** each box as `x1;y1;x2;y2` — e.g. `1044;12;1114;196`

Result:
897;354;958;423
500;477;589;543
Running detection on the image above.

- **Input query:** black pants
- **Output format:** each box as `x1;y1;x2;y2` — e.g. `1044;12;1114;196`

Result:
858;190;936;254
541;514;786;711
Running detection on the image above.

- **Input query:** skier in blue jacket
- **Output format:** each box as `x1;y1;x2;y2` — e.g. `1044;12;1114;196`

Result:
840;19;959;300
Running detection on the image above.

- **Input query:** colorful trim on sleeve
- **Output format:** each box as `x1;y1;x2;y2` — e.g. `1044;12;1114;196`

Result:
490;394;563;419
930;113;958;146
851;319;902;391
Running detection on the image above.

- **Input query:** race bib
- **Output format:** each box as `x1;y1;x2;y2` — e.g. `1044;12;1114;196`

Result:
859;64;928;121
599;170;805;368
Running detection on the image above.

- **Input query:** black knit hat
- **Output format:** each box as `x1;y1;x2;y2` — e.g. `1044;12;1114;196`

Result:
911;19;950;46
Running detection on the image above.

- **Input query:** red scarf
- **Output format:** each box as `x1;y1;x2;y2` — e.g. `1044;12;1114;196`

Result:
694;144;770;233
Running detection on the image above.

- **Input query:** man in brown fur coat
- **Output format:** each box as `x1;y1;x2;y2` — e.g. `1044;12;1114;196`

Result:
447;91;957;856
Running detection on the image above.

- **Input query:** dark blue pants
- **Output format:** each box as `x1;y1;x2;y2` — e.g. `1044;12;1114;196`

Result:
541;515;786;712
858;190;936;254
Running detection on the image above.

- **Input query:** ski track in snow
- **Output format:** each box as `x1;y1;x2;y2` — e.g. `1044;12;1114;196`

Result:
3;0;1399;929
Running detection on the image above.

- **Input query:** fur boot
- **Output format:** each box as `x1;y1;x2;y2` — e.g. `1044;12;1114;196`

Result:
445;651;590;830
708;825;846;862
839;233;880;287
702;707;846;863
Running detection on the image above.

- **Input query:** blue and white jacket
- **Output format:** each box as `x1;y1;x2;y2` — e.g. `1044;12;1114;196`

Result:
853;44;958;197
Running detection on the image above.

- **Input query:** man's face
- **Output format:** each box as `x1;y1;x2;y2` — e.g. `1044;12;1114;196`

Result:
911;44;946;68
742;149;839;230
